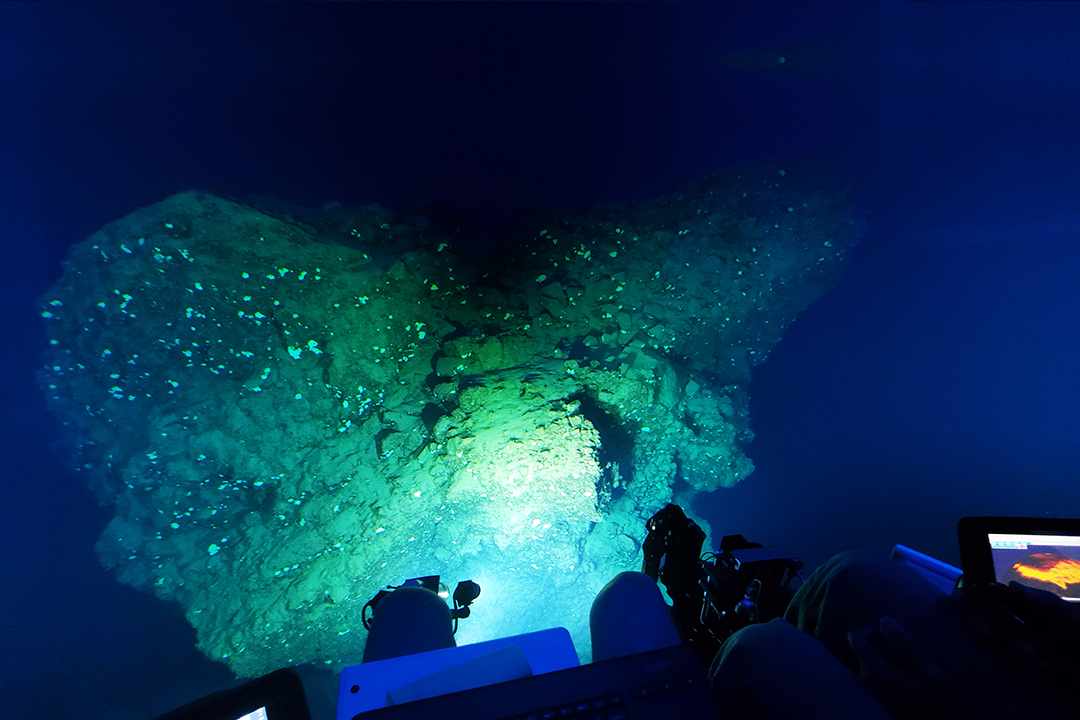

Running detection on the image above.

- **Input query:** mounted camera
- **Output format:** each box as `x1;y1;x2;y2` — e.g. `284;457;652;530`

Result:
642;503;804;666
362;575;481;634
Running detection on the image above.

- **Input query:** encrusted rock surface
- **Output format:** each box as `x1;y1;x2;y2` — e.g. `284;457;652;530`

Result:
39;166;861;675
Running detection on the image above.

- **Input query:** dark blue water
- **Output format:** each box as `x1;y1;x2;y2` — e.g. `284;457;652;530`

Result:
2;2;1078;718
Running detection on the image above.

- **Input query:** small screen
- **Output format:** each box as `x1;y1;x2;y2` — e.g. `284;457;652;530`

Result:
988;533;1080;602
236;709;269;720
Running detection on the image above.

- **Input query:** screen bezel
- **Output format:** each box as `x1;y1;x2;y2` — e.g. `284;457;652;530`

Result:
958;516;1080;586
153;668;310;720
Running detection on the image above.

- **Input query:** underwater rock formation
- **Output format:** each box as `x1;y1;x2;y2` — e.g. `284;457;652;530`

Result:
39;166;862;676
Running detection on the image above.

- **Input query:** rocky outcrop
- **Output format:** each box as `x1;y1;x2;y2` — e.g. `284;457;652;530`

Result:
39;165;861;675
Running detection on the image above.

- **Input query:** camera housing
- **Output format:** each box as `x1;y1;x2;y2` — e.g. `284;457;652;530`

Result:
642;504;803;666
362;576;481;634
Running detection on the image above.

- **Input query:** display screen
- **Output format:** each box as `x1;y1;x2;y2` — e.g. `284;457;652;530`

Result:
988;533;1080;602
236;708;269;720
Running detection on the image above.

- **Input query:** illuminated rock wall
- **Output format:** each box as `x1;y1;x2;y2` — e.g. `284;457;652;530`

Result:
39;167;861;675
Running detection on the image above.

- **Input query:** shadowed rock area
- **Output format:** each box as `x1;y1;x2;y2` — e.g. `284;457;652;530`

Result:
39;166;862;676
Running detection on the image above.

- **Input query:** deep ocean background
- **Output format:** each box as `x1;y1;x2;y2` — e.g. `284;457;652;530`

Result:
2;2;1078;719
